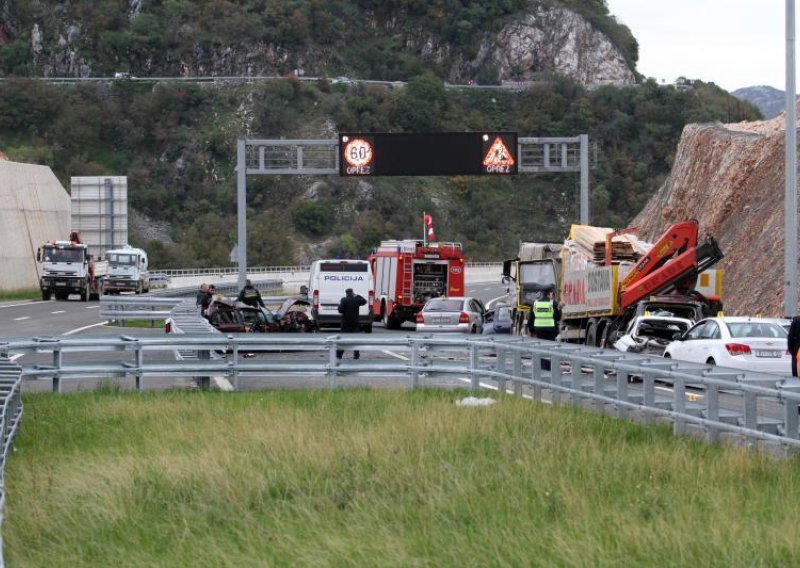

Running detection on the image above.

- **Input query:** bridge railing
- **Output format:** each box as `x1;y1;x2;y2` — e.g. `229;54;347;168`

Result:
3;334;800;452
0;359;24;567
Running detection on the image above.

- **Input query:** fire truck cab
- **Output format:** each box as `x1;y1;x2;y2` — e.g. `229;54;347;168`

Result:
369;240;465;330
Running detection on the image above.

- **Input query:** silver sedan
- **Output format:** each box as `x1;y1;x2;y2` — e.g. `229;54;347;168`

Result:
415;297;486;333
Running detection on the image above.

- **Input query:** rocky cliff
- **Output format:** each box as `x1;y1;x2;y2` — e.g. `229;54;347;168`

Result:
632;111;797;316
9;1;635;87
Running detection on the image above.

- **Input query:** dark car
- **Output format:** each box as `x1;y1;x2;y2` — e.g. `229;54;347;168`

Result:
482;305;513;335
207;298;315;333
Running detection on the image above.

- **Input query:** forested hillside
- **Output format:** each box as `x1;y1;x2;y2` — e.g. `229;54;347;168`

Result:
0;1;760;267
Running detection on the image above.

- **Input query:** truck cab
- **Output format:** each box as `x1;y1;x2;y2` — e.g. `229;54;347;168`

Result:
105;246;150;294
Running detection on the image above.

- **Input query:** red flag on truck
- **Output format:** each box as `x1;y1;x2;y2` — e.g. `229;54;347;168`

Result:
424;213;436;242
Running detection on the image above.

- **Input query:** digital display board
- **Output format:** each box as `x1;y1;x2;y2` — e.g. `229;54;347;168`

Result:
339;132;517;176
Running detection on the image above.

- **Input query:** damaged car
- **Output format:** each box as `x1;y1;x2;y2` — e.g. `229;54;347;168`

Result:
614;314;694;356
207;297;316;333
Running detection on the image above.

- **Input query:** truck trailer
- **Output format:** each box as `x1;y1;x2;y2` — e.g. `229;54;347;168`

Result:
369;240;465;329
503;221;724;346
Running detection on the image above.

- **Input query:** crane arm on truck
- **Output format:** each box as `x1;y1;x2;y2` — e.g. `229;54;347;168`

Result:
619;235;723;311
619;220;699;290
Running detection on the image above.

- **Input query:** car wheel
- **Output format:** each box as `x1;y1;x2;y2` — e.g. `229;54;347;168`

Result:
663;353;671;359
706;357;716;366
470;324;477;334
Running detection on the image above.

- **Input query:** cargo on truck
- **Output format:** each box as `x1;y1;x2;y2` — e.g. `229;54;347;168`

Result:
37;231;107;301
502;220;724;346
369;240;465;329
104;245;150;295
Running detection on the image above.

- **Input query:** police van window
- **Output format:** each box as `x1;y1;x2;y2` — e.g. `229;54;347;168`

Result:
320;262;368;272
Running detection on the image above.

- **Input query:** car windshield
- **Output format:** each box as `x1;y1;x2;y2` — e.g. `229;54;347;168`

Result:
425;299;463;312
43;246;84;263
726;322;787;338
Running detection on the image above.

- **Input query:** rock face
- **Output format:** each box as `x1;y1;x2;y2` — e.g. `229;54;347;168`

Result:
12;3;635;87
469;6;635;86
632;111;797;316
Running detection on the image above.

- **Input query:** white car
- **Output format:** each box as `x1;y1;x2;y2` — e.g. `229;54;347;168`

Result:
614;315;693;356
415;296;486;334
663;316;790;374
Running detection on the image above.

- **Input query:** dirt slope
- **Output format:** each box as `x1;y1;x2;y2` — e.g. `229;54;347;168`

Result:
632;110;796;316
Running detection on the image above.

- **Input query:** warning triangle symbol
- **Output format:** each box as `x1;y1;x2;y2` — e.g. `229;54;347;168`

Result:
483;137;515;167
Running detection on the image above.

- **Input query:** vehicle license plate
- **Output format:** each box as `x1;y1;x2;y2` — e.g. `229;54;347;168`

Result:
55;282;66;286
755;350;781;358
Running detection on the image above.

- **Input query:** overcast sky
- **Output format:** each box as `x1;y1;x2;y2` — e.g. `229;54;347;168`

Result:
606;0;792;92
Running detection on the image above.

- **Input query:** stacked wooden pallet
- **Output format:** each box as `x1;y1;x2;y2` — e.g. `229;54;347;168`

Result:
569;225;650;264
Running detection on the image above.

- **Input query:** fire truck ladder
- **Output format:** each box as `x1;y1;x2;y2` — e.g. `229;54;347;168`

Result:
401;256;414;302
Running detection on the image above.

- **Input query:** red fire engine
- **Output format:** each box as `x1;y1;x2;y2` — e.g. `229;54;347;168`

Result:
368;240;465;329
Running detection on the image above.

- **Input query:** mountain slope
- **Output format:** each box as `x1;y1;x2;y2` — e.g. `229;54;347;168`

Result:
732;85;783;119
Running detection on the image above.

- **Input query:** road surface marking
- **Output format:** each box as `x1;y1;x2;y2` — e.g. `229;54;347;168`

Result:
13;317;29;321
85;305;101;309
51;310;65;314
10;354;23;362
0;301;46;309
63;321;109;336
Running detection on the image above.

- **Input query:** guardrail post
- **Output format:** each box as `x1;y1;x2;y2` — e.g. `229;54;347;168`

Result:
706;383;720;443
496;346;506;393
196;350;210;390
550;354;561;405
532;350;543;402
593;365;605;413
642;373;655;426
52;345;62;393
570;357;582;406
616;371;629;420
512;349;522;397
410;341;420;389
469;344;480;390
781;384;800;443
743;391;758;432
231;338;240;391
328;340;338;389
673;377;686;436
134;343;144;391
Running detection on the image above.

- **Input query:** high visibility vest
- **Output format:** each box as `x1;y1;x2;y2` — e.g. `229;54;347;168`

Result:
532;300;555;328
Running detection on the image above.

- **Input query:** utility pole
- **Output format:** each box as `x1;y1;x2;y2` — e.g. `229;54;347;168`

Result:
786;0;798;316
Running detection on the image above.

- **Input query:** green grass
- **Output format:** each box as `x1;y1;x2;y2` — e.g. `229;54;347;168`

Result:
7;388;800;567
0;288;40;302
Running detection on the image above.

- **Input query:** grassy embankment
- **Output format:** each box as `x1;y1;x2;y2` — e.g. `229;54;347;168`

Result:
0;288;40;302
6;387;800;566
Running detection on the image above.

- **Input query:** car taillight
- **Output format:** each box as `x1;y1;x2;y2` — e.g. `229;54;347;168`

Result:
459;312;469;324
312;290;319;308
415;313;424;324
368;291;374;305
165;321;172;334
725;343;751;356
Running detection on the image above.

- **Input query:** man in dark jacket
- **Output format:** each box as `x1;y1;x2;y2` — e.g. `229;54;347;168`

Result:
337;288;367;360
196;283;211;315
788;315;800;377
237;279;265;308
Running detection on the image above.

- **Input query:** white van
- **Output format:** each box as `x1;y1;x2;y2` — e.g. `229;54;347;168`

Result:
308;259;374;331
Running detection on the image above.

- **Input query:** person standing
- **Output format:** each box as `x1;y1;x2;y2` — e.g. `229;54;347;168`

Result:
527;288;560;372
237;279;265;308
337;288;367;360
788;315;800;377
196;283;211;314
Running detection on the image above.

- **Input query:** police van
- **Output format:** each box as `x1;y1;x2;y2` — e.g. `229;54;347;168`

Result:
308;259;374;331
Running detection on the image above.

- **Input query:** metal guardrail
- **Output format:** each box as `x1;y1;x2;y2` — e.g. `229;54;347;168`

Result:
3;334;800;452
153;263;503;278
0;359;24;568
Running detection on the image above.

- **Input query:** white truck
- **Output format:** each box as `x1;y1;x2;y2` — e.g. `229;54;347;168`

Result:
104;246;150;294
37;231;108;301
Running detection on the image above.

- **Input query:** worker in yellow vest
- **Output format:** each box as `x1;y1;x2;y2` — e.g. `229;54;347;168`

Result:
527;289;560;341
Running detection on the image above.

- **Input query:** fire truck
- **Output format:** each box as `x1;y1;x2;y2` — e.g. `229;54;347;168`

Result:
369;240;465;329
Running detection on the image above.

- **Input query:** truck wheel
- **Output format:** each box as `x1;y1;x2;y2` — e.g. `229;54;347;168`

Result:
585;322;597;347
386;313;402;330
42;291;51;301
80;288;89;302
362;323;373;333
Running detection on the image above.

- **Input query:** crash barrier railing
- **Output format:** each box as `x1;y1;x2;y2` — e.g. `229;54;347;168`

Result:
3;334;800;452
154;263;504;278
0;359;25;568
148;278;283;299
